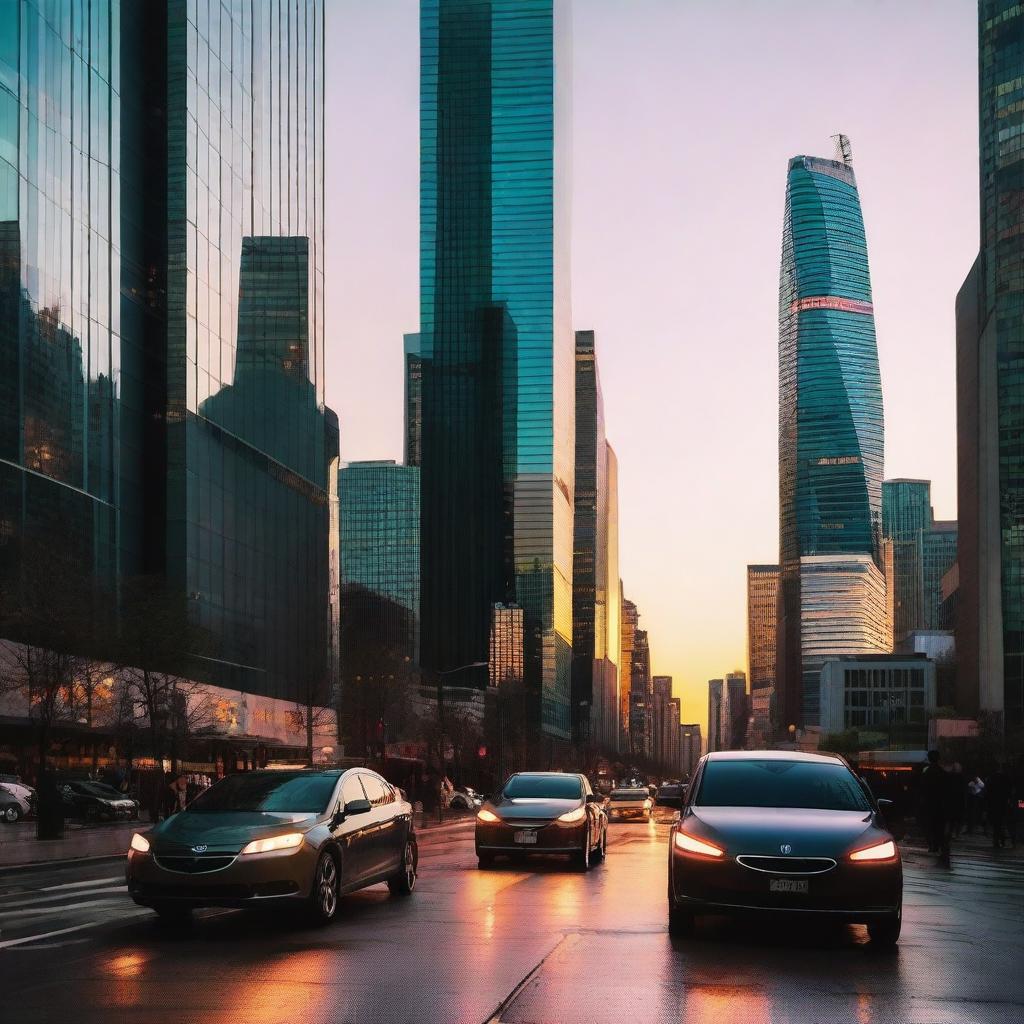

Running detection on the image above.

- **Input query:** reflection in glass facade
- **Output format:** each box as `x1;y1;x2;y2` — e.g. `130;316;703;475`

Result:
923;522;957;630
339;461;420;726
777;144;886;728
882;479;932;641
489;602;524;687
0;1;119;593
404;333;422;468
957;2;1024;730
746;564;778;743
420;0;575;738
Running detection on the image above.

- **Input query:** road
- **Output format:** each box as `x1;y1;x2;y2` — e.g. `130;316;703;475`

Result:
0;820;1022;1024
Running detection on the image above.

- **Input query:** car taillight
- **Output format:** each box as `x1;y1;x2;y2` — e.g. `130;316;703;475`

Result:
849;839;897;862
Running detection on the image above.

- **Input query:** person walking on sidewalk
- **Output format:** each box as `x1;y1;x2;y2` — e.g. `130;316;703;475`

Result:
921;750;952;867
987;764;1013;850
966;774;986;835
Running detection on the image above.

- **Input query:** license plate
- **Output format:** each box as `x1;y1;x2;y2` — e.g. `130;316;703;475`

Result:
770;878;809;894
514;830;538;845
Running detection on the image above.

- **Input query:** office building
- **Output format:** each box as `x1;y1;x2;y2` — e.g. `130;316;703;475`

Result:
630;628;652;756
680;723;702;780
404;334;422;468
882;480;931;641
957;2;1024;730
746;564;779;743
923;522;957;628
489;603;525;688
667;696;682;773
707;679;724;754
572;331;620;751
620;593;638;750
721;671;748;750
419;0;575;738
651;675;672;767
777;138;886;729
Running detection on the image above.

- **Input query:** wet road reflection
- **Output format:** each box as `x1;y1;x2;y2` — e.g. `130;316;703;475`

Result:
0;824;1021;1024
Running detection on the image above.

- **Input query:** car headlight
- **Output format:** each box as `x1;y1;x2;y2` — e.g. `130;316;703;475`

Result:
240;832;305;855
130;833;150;854
556;807;587;824
849;839;897;862
673;831;724;858
476;808;500;823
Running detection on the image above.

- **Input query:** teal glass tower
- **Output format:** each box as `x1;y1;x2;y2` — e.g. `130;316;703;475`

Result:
0;1;120;594
777;142;886;729
420;0;574;739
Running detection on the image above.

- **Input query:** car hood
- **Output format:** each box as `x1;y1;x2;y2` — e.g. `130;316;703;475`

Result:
151;810;317;852
687;806;882;856
491;797;581;821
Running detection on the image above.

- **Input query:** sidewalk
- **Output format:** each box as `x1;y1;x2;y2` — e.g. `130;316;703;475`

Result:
0;812;476;872
901;826;1022;865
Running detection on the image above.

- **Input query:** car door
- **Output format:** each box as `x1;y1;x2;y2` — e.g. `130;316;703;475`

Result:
359;773;402;878
335;773;373;887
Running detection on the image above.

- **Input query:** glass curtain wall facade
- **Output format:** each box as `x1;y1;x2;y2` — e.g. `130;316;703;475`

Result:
0;1;120;597
404;333;422;468
707;679;723;753
420;0;575;739
957;2;1024;730
603;443;620;752
923;522;957;629
882;479;932;641
629;627;651;756
777;145;886;729
159;0;334;702
746;564;779;743
619;590;636;749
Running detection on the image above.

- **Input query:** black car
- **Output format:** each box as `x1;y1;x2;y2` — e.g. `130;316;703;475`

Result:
61;780;139;822
127;768;417;924
667;751;903;945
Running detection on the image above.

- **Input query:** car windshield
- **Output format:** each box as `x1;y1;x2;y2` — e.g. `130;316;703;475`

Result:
74;782;123;798
696;760;871;812
187;773;337;814
503;775;582;800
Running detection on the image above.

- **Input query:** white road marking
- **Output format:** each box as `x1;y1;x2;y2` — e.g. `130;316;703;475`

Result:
1;895;129;918
0;911;150;950
1;886;128;909
39;876;122;892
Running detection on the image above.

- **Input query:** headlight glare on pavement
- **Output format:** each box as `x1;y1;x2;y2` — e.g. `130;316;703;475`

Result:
130;833;150;854
477;808;500;823
849;839;897;862
673;831;724;858
556;807;586;824
240;832;304;855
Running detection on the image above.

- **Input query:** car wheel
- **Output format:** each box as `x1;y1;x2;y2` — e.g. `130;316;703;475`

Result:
308;851;340;924
152;902;192;927
668;901;695;937
574;833;591;871
388;840;418;896
477;851;494;869
867;909;901;947
3;805;21;823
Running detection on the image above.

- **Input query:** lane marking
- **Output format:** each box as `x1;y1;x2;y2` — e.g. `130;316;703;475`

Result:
0;911;150;950
39;876;122;892
1;895;129;918
1;886;128;909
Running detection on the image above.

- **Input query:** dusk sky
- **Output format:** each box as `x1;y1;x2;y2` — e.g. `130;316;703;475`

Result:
324;0;978;730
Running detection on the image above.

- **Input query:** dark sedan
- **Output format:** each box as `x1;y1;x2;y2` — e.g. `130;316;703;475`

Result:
475;772;607;870
61;780;139;821
127;768;417;924
667;751;903;945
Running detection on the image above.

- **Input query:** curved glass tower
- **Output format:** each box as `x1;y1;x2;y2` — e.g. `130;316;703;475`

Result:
777;146;886;729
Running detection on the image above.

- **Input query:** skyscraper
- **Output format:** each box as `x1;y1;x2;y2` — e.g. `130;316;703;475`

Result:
956;0;1024;730
680;723;702;780
722;671;749;750
572;331;620;750
923;522;957;629
746;564;779;743
630;628;652;756
707;679;724;754
620;591;637;749
651;675;672;766
419;0;575;739
882;480;932;641
777;139;887;729
404;334;422;468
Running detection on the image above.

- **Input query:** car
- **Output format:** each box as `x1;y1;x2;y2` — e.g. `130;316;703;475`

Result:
126;768;417;924
475;772;607;870
0;774;36;807
0;788;28;823
666;750;903;945
60;780;139;821
653;783;686;822
606;786;652;821
449;786;483;810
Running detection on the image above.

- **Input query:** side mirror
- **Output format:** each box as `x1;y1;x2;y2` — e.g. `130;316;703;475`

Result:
345;798;372;816
877;798;894;810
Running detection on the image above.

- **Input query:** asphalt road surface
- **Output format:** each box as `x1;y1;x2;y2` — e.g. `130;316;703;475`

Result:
1;819;1022;1024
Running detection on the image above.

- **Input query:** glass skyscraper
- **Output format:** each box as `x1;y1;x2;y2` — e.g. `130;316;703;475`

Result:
777;141;887;729
957;1;1024;731
419;0;575;738
882;479;932;641
404;333;422;468
746;564;779;743
0;1;120;595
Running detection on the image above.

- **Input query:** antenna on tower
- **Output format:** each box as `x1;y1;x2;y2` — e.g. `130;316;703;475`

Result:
831;134;853;167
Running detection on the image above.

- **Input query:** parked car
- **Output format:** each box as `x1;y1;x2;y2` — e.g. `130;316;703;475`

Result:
449;787;484;810
606;786;652;821
0;773;36;806
475;772;607;869
667;750;903;945
127;768;417;924
0;788;28;823
653;783;686;821
61;780;139;822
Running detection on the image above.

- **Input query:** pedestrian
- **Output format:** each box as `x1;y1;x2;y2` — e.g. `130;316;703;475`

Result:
966;774;986;835
986;764;1012;849
920;750;952;867
948;762;967;838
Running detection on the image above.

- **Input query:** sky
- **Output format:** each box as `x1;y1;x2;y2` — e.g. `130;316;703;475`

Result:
324;0;979;730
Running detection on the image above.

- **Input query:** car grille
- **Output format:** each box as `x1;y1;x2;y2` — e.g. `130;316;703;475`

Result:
154;854;236;874
499;819;553;829
736;856;837;875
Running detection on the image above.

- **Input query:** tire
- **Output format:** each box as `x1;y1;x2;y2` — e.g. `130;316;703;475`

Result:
152;902;192;926
308;851;340;924
477;851;494;869
574;832;591;871
867;909;901;947
668;901;695;937
592;826;607;863
388;840;418;896
3;804;22;823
